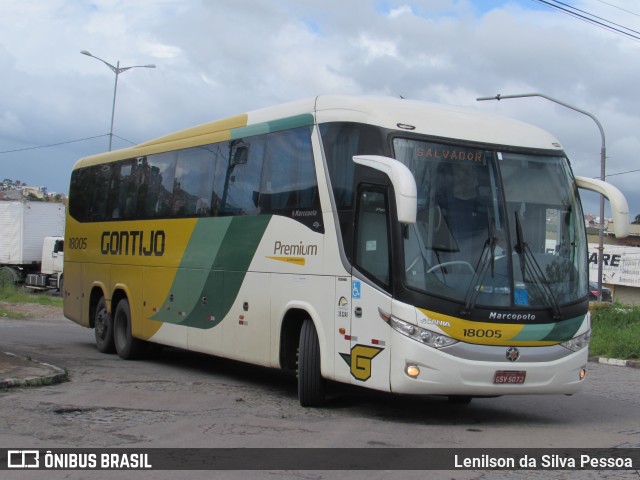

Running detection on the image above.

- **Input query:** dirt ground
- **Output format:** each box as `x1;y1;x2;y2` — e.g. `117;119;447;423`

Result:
0;301;62;318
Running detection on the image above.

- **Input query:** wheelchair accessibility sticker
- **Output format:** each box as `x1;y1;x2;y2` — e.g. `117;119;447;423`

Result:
352;281;361;299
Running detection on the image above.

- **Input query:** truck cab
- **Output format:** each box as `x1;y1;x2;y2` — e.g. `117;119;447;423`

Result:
24;236;64;291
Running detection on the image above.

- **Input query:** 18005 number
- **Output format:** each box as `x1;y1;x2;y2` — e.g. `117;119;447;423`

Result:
463;328;502;339
68;237;88;249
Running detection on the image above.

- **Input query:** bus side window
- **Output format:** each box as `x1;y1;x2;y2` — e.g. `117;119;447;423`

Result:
172;147;215;217
144;152;177;218
217;138;265;216
261;127;317;213
94;165;112;221
355;188;391;289
123;162;139;219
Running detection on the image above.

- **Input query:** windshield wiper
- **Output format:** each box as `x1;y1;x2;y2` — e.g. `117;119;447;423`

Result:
514;212;562;319
461;214;497;315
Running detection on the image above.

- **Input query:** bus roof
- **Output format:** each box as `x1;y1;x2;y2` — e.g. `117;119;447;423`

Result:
315;95;563;151
73;95;563;169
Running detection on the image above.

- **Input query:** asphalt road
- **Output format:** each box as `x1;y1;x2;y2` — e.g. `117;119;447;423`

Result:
1;312;639;480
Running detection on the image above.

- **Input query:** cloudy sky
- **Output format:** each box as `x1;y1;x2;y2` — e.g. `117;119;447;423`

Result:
1;0;638;218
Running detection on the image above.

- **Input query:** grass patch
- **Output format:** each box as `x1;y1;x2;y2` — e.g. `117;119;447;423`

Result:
0;284;63;308
0;308;27;319
590;304;640;360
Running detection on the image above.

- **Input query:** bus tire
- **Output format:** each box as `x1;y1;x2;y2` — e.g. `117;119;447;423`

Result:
113;299;145;360
94;297;115;354
297;319;325;407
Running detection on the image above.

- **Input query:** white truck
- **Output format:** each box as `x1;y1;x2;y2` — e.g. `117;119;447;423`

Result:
0;201;65;290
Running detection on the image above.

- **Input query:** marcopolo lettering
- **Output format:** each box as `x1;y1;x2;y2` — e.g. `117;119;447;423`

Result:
489;311;536;322
101;230;165;256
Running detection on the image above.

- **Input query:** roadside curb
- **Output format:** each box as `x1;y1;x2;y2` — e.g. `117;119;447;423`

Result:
0;351;68;389
588;356;640;369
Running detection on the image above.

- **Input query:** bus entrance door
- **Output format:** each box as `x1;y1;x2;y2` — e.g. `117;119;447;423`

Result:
348;280;392;391
345;186;393;392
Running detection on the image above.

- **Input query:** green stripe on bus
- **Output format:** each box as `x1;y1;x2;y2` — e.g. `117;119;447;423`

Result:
540;315;584;343
230;114;314;139
509;322;555;342
152;215;271;329
511;315;584;343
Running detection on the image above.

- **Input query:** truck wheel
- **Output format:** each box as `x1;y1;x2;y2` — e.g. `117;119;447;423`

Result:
0;267;19;287
297;319;325;407
94;297;115;353
113;299;145;360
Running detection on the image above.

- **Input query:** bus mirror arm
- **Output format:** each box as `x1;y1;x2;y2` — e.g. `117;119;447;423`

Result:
575;176;629;238
353;155;417;224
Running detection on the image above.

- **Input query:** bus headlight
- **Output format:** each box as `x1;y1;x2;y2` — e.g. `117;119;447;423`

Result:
379;309;458;349
560;330;591;352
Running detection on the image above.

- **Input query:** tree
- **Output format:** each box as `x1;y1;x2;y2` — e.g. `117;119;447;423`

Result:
633;214;640;225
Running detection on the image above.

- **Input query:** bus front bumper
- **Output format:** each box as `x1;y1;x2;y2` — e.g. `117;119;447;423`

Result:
389;330;588;396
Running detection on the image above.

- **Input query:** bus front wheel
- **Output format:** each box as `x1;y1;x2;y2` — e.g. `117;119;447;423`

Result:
113;299;145;360
94;297;115;353
297;319;325;407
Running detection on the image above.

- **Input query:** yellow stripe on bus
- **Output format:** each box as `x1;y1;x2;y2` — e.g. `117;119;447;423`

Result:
417;308;558;346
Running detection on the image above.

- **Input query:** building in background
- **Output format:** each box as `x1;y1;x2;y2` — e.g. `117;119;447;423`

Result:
587;223;640;305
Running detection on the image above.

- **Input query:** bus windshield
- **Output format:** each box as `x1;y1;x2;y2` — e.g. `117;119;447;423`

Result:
394;138;587;310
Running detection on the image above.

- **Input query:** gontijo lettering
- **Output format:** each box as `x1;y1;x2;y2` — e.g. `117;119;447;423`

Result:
101;230;165;256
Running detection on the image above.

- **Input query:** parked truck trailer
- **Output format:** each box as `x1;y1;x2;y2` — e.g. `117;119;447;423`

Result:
0;201;65;290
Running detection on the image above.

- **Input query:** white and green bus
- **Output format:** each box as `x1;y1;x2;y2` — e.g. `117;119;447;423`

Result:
64;95;628;406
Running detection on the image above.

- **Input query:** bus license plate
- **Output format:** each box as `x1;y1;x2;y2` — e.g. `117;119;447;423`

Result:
493;370;526;384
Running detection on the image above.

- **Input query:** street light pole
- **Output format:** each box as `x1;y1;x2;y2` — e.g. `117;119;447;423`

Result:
476;92;607;302
80;50;156;151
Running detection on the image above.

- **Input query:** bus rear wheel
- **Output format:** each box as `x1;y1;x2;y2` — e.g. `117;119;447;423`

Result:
113;299;145;360
297;319;325;407
94;297;115;353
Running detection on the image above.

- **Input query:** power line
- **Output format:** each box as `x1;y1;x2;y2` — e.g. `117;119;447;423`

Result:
0;134;109;154
606;168;640;178
0;133;136;155
111;134;137;146
552;0;640;37
594;0;640;18
532;0;640;42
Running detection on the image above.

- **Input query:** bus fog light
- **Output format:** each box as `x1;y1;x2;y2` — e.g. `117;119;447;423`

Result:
405;364;420;378
579;368;586;380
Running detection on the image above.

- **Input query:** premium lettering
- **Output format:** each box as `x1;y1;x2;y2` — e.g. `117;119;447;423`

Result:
273;241;318;256
101;230;165;256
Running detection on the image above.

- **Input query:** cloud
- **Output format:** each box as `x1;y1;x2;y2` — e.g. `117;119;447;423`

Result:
0;0;637;217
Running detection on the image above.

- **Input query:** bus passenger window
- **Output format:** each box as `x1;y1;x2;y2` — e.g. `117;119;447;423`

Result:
144;152;177;218
217;138;265;216
172;147;215;217
261;128;316;213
